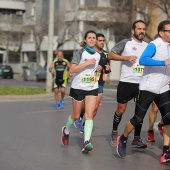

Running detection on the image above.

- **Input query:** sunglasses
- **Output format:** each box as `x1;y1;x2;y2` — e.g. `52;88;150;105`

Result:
163;30;170;33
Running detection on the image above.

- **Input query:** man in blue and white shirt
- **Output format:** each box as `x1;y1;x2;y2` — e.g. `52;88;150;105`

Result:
117;20;170;163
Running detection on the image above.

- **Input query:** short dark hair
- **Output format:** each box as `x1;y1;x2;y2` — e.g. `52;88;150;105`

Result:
157;20;170;36
132;20;146;30
96;33;105;39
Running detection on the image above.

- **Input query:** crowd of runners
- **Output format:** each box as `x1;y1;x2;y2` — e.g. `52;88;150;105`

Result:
49;19;170;163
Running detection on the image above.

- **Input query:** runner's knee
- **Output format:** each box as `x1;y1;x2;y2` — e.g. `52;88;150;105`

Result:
162;112;170;125
130;115;143;127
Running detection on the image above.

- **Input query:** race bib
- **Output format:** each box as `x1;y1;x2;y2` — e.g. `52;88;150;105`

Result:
95;71;101;81
81;73;95;85
132;64;144;76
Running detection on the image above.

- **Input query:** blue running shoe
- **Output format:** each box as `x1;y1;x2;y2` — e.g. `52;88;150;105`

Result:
60;99;65;108
80;126;84;134
116;135;127;158
82;141;93;154
74;118;82;129
55;103;60;109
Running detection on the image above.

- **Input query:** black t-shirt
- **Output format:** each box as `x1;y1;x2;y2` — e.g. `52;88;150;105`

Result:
98;52;109;85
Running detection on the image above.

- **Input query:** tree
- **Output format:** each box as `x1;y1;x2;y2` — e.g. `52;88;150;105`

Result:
133;0;170;41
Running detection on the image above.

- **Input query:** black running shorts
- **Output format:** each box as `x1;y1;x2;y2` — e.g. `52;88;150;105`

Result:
69;88;98;101
117;81;139;103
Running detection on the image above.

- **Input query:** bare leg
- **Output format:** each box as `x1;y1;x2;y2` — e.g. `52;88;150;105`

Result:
93;92;103;118
54;88;59;103
148;102;158;130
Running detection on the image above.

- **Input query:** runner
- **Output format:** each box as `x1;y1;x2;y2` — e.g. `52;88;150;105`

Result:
116;20;170;163
61;30;101;154
108;20;148;148
49;51;70;108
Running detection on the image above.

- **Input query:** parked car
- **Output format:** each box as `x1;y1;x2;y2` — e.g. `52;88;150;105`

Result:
0;65;14;79
35;67;47;81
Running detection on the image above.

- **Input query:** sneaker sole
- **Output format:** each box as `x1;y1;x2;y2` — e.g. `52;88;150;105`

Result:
116;136;125;158
131;145;147;148
147;139;155;142
61;126;69;145
82;143;93;154
160;154;170;163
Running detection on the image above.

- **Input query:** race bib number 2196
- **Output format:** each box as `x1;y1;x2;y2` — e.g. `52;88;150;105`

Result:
81;74;95;84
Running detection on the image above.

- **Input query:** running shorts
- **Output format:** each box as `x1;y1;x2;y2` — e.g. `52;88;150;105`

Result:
53;79;68;89
117;81;139;103
69;88;98;101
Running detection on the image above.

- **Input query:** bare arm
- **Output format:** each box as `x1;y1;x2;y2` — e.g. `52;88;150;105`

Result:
67;61;71;78
108;52;137;62
70;58;96;74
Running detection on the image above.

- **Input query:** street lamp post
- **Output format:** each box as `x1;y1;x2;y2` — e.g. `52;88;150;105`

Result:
46;0;54;93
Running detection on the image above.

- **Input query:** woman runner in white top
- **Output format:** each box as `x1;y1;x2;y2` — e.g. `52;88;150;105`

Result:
61;30;101;154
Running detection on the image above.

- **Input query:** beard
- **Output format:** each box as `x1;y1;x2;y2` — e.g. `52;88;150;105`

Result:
134;32;145;41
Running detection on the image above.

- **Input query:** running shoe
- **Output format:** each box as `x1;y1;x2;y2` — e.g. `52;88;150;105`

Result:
147;131;155;142
110;131;118;147
82;141;93;154
74;118;82;129
60;99;65;108
61;126;69;145
80;126;84;134
55;103;60;109
158;122;164;137
116;135;127;158
160;150;170;163
131;137;147;148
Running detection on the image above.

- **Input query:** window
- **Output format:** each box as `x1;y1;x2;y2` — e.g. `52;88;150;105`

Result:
85;0;97;6
9;51;20;63
110;0;132;8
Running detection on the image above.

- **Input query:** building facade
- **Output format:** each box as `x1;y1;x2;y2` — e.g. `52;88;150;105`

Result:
0;0;25;72
0;0;168;81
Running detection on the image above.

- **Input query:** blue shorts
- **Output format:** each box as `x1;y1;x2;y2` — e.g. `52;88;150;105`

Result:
98;85;104;93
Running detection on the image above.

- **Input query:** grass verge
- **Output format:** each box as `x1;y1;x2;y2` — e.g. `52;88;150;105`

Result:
0;86;46;95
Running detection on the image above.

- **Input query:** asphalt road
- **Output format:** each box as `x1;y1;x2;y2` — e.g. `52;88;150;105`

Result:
0;83;169;170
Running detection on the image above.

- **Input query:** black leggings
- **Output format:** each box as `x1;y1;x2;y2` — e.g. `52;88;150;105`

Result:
130;90;170;127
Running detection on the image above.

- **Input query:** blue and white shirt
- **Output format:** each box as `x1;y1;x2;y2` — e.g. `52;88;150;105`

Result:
139;37;170;94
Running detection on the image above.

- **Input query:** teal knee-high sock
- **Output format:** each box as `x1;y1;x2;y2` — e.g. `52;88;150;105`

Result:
65;115;74;133
84;120;93;142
